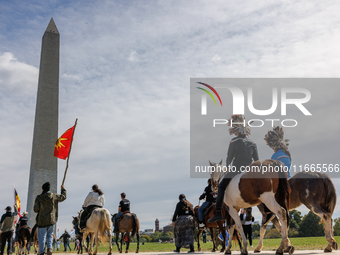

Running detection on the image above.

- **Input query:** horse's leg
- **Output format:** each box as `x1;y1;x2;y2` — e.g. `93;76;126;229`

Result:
90;232;95;255
107;229;112;255
261;194;292;255
197;229;202;252
115;233;120;253
94;231;99;255
120;233;123;253
228;207;248;255
225;225;234;254
309;206;338;252
136;233;139;253
254;204;268;253
125;232;130;253
217;222;226;252
209;227;216;252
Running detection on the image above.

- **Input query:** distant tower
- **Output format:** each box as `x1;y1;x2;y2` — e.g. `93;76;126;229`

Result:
26;18;59;227
155;218;159;232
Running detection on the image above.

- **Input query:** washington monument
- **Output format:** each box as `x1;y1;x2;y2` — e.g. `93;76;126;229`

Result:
26;18;59;227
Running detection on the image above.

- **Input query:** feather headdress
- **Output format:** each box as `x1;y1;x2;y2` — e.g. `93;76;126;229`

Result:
264;126;289;151
228;115;252;137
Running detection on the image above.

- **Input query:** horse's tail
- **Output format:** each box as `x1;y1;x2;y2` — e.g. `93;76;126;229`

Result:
131;214;139;238
277;162;291;227
98;210;111;245
31;224;37;243
321;173;337;215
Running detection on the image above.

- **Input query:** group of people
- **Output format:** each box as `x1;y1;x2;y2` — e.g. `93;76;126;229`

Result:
172;115;292;252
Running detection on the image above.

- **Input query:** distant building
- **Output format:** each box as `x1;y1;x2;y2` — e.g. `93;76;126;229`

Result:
163;225;172;233
155;218;159;231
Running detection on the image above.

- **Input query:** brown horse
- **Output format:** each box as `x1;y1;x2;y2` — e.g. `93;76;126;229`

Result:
16;227;31;255
72;216;85;254
30;224;39;254
210;160;293;255
194;203;242;252
255;171;338;253
112;213;140;253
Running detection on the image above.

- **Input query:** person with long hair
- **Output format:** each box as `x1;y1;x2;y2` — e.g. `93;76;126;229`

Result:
172;194;195;253
79;184;105;231
262;126;292;223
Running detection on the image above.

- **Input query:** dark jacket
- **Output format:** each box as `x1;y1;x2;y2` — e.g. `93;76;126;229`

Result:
18;215;28;227
33;188;67;228
172;200;194;222
59;232;71;243
226;136;259;170
0;207;18;232
199;185;216;203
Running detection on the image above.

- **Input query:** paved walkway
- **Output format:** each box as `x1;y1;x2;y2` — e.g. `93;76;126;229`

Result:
60;250;340;255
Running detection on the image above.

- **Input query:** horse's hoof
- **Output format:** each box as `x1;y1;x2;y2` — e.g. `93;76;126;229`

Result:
332;241;338;250
220;248;225;253
324;247;332;253
241;252;248;255
254;249;261;253
135;250;139;253
224;250;231;255
125;251;128;253
198;248;201;252
287;246;294;255
275;249;283;255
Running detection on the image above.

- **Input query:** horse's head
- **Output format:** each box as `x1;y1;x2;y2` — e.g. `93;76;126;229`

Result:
209;160;224;191
72;216;78;226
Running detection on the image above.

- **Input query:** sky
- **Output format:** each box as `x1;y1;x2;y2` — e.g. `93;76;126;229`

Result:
1;0;340;236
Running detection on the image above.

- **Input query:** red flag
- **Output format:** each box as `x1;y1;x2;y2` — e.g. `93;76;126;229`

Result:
14;188;21;222
54;126;75;160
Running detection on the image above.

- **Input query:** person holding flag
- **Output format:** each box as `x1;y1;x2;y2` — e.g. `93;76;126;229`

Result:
34;182;66;255
0;205;18;255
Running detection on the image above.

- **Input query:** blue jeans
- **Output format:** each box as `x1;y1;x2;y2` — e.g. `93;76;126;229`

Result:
113;212;123;228
38;225;54;253
64;241;71;252
198;201;210;221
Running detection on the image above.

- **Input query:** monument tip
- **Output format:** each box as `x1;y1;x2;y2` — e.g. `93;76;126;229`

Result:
45;18;59;34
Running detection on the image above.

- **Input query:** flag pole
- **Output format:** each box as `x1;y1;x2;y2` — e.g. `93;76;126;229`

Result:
62;118;78;186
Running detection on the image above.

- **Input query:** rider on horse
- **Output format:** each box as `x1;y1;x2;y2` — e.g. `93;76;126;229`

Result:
263;126;292;224
198;179;216;229
112;193;130;232
14;211;29;241
209;115;259;223
80;184;105;231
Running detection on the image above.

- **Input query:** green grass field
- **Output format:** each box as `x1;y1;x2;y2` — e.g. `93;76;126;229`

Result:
51;236;340;253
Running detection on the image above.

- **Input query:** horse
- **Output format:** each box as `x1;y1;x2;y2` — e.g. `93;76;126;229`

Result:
72;216;85;254
210;160;293;255
194;203;242;252
78;208;112;255
30;224;39;254
255;171;338;253
16;227;31;255
112;213;140;253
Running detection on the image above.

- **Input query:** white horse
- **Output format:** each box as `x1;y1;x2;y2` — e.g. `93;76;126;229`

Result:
209;160;293;255
78;208;112;255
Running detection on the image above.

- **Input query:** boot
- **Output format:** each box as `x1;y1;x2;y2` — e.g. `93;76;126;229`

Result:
208;182;226;223
47;248;52;255
173;247;180;253
188;245;195;253
198;221;204;229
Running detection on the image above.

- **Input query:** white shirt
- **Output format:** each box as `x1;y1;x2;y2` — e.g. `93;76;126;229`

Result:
83;191;105;207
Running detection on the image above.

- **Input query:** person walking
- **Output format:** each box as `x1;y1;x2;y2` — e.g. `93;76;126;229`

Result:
0;205;18;255
240;208;254;247
34;182;66;255
172;194;195;253
59;230;71;252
